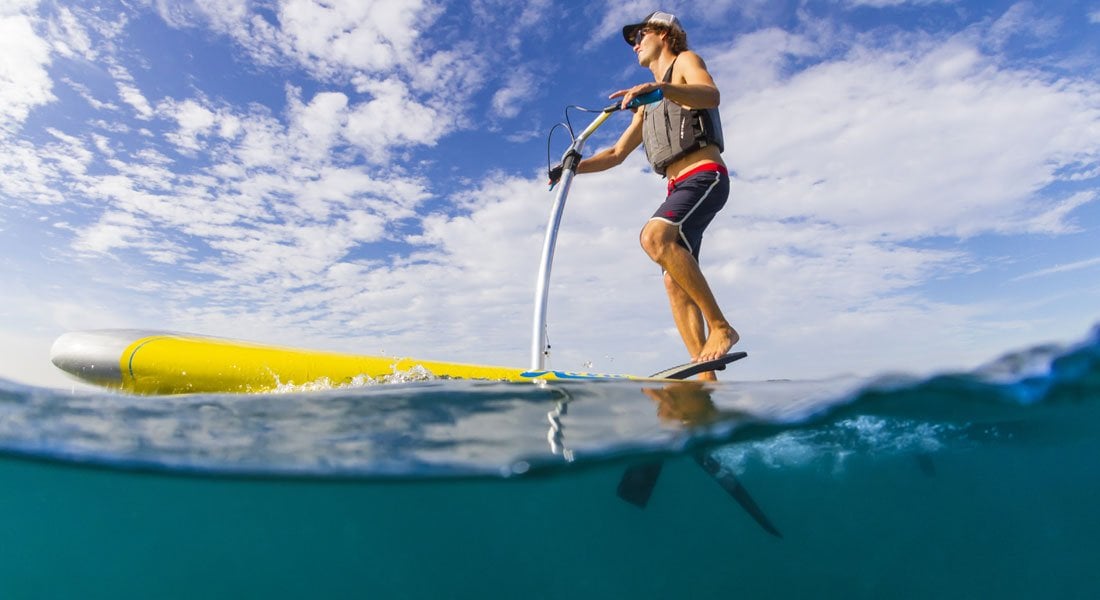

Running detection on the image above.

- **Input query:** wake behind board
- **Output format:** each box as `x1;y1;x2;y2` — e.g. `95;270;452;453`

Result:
50;330;747;395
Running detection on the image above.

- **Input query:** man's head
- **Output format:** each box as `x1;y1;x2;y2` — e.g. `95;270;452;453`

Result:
622;10;688;53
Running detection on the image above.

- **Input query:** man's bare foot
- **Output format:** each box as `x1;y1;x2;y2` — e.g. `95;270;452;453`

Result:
696;326;738;362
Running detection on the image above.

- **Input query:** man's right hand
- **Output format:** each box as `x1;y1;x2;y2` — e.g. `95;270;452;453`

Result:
548;163;563;189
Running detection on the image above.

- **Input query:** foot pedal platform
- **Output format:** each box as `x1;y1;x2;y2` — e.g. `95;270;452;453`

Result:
649;352;748;380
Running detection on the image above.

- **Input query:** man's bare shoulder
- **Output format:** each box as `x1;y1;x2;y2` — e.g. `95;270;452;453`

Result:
672;50;717;87
676;50;709;69
672;51;714;78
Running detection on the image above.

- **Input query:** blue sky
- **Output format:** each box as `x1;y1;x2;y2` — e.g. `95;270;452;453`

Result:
2;0;1099;389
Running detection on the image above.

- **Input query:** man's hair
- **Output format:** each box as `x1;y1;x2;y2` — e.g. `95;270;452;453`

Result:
650;23;689;54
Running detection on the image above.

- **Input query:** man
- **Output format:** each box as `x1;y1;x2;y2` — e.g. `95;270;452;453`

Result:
569;11;737;380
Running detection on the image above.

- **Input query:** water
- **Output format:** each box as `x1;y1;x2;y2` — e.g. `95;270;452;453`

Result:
1;327;1098;599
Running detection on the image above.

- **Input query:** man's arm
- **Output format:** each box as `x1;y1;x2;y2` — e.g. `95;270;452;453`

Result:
665;51;720;109
576;109;644;174
612;51;720;110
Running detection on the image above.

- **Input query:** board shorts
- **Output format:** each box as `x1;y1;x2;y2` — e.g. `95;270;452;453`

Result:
649;163;729;260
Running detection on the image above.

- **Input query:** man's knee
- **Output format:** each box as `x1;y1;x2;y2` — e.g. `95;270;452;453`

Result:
639;221;677;261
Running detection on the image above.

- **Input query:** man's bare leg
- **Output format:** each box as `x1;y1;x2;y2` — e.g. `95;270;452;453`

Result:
664;273;719;381
641;220;739;363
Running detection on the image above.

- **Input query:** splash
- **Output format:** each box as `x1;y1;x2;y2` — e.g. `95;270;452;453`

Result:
271;365;439;393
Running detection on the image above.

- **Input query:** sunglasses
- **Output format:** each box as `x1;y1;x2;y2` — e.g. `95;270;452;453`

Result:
633;28;654;46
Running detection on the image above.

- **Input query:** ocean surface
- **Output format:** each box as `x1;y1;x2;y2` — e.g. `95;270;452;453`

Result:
1;327;1098;599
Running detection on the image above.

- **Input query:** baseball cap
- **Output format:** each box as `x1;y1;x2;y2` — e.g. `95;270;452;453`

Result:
622;11;683;46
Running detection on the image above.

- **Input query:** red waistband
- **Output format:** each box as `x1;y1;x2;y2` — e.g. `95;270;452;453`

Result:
667;162;728;192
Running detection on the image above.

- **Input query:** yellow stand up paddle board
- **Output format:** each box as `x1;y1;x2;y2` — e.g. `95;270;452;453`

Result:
50;329;746;394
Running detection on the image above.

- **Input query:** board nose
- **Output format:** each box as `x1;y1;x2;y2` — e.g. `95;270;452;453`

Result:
50;329;144;384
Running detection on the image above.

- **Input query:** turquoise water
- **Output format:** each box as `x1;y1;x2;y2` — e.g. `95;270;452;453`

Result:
1;327;1098;599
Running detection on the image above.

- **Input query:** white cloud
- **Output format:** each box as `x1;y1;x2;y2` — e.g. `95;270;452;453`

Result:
62;78;119;111
843;0;955;6
0;0;39;17
491;69;536;119
469;0;552;52
345;78;445;161
1020;191;1096;235
0;23;441;340
109;65;155;120
707;32;1100;239
0;11;55;131
707;27;823;94
276;0;425;75
160;97;218;152
151;1;477;153
44;128;95;176
164;0;441;80
71;209;148;254
138;0;512;161
47;6;96;60
285;89;349;163
985;2;1061;51
0;132;83;206
1013;255;1100;282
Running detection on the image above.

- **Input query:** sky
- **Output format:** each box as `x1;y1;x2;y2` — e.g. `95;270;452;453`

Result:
2;0;1099;391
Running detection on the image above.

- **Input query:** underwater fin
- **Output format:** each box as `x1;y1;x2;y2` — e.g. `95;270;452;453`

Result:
616;461;664;508
694;452;783;538
617;352;767;522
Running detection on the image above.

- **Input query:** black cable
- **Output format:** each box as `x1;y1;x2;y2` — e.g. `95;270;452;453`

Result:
546;103;605;177
545;121;571;178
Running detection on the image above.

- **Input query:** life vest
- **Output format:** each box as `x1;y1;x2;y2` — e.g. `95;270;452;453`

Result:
641;57;725;177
